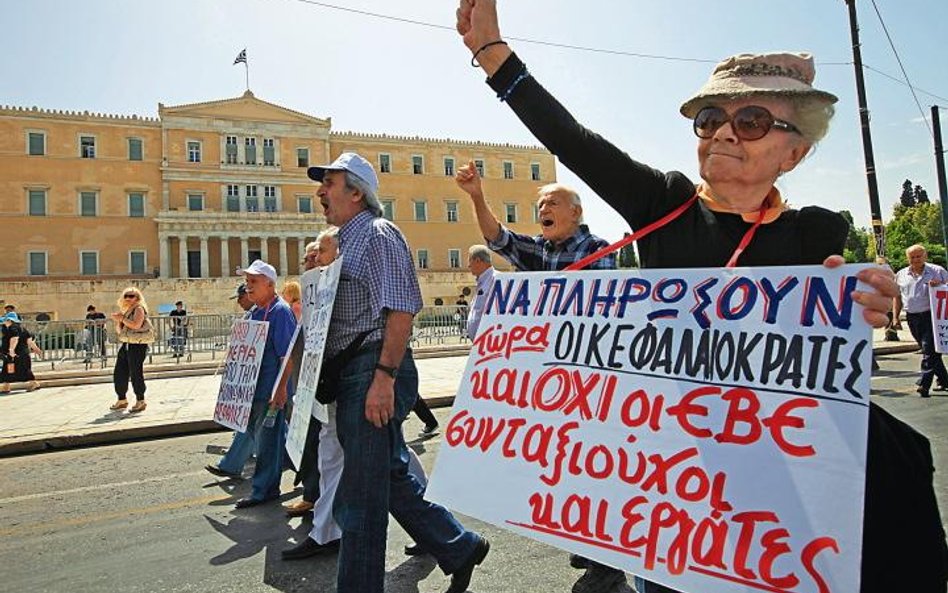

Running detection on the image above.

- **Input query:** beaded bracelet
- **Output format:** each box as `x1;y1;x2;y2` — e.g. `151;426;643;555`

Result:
498;66;530;102
471;40;508;67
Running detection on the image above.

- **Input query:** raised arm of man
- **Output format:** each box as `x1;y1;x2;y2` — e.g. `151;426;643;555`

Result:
456;160;502;243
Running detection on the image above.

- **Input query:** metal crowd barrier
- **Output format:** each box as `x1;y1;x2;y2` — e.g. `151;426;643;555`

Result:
17;306;469;372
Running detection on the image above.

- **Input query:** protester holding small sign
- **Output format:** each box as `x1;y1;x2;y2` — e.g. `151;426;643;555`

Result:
230;260;297;509
456;1;945;592
893;244;948;398
307;152;488;593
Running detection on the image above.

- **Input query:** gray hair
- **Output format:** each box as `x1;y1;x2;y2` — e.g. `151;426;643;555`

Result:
344;171;383;217
304;240;319;254
317;226;340;248
537;183;582;208
786;96;835;144
468;244;492;264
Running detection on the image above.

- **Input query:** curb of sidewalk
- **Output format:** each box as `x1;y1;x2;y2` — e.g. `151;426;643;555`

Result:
0;395;457;458
874;343;919;355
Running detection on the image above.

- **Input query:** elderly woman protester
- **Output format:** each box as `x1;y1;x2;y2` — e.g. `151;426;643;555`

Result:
110;287;153;413
455;2;946;593
282;281;303;322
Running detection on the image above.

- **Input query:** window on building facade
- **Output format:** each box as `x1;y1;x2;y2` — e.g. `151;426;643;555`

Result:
446;201;459;223
298;196;312;214
226;135;238;164
129;251;146;274
245;185;259;212
28;189;46;216
533;203;540;223
226;185;240;212
444;157;455;176
263;138;275;166
128;138;143;161
503;161;514;179
187;194;204;211
28;252;47;276
414;200;428;222
245;137;257;165
80;251;99;275
474;159;485;177
297;148;309;168
505;203;517;223
449;249;461;269
187;141;201;163
264;186;277;212
381;200;394;221
417;249;429;270
28;132;46;156
80;191;97;216
379;153;391;174
412;155;424;175
128;193;145;218
531;162;541;181
80;135;96;159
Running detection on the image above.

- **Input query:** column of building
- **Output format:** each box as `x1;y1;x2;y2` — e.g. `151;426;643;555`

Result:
158;234;309;278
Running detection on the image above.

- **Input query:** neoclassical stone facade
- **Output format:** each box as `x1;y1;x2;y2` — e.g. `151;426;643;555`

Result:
0;91;555;318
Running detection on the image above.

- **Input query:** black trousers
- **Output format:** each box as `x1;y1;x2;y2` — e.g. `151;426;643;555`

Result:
906;310;948;390
113;343;148;400
299;415;322;503
412;395;437;427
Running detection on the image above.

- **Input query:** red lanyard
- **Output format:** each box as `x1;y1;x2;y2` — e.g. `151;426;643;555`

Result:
564;194;767;271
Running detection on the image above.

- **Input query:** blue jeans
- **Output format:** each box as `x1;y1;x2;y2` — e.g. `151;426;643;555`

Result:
333;346;478;593
217;398;267;475
250;403;286;501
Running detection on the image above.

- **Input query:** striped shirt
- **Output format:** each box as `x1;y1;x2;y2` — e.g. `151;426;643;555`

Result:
488;223;615;271
326;209;422;356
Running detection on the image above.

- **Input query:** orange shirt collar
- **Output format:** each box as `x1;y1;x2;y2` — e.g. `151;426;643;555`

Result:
696;184;786;224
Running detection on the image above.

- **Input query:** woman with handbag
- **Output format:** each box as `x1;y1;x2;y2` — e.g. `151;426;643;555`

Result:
0;312;40;393
109;287;154;413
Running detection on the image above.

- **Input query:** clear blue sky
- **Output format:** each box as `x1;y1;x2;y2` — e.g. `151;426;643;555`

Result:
5;0;946;242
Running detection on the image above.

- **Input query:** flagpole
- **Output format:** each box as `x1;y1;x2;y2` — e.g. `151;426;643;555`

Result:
245;60;249;92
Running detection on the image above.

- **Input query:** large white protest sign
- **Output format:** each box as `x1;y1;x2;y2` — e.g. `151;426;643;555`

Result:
285;257;342;468
929;286;948;353
214;319;269;432
427;265;873;593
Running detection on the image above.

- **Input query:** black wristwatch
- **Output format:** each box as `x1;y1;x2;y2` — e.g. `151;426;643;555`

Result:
375;363;398;378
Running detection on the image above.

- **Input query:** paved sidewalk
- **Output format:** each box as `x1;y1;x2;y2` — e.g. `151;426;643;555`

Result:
0;328;918;457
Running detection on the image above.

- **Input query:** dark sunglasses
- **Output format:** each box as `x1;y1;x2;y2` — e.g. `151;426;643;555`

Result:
693;105;801;141
123;294;137;299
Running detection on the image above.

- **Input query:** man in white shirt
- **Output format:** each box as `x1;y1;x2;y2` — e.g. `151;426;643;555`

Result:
465;245;495;341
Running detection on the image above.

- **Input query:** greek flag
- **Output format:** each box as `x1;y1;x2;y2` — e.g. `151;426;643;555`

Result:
233;49;247;65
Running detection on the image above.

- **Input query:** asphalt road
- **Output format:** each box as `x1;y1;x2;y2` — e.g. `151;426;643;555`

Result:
0;350;944;593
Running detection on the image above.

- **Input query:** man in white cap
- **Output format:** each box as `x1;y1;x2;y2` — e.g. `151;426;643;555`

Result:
305;153;488;593
227;259;298;508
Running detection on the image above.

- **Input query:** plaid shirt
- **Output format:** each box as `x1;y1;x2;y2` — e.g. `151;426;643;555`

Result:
488;223;616;271
326;210;422;356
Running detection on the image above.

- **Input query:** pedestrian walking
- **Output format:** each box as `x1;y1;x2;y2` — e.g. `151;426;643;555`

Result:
0;312;40;393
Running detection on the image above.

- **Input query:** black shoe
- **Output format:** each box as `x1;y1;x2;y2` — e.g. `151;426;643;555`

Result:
205;464;242;480
419;423;439;437
569;553;590;569
281;538;339;560
571;562;627;593
935;383;948;392
404;542;429;556
917;386;932;398
445;536;489;593
234;495;276;509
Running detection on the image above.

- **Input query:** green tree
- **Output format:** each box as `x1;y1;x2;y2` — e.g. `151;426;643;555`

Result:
885;200;947;269
839;210;870;263
915;184;930;204
899;179;916;208
618;233;639;268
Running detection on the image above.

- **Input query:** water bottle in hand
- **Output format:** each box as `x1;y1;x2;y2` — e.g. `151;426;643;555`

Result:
263;407;277;428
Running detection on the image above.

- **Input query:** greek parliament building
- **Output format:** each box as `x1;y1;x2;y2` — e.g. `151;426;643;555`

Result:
0;91;554;318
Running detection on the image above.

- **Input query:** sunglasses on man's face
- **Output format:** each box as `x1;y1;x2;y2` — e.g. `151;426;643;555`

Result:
124;294;137;299
693;105;801;141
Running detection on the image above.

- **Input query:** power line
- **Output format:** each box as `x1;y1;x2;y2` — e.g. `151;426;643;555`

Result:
868;0;933;136
288;0;945;101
